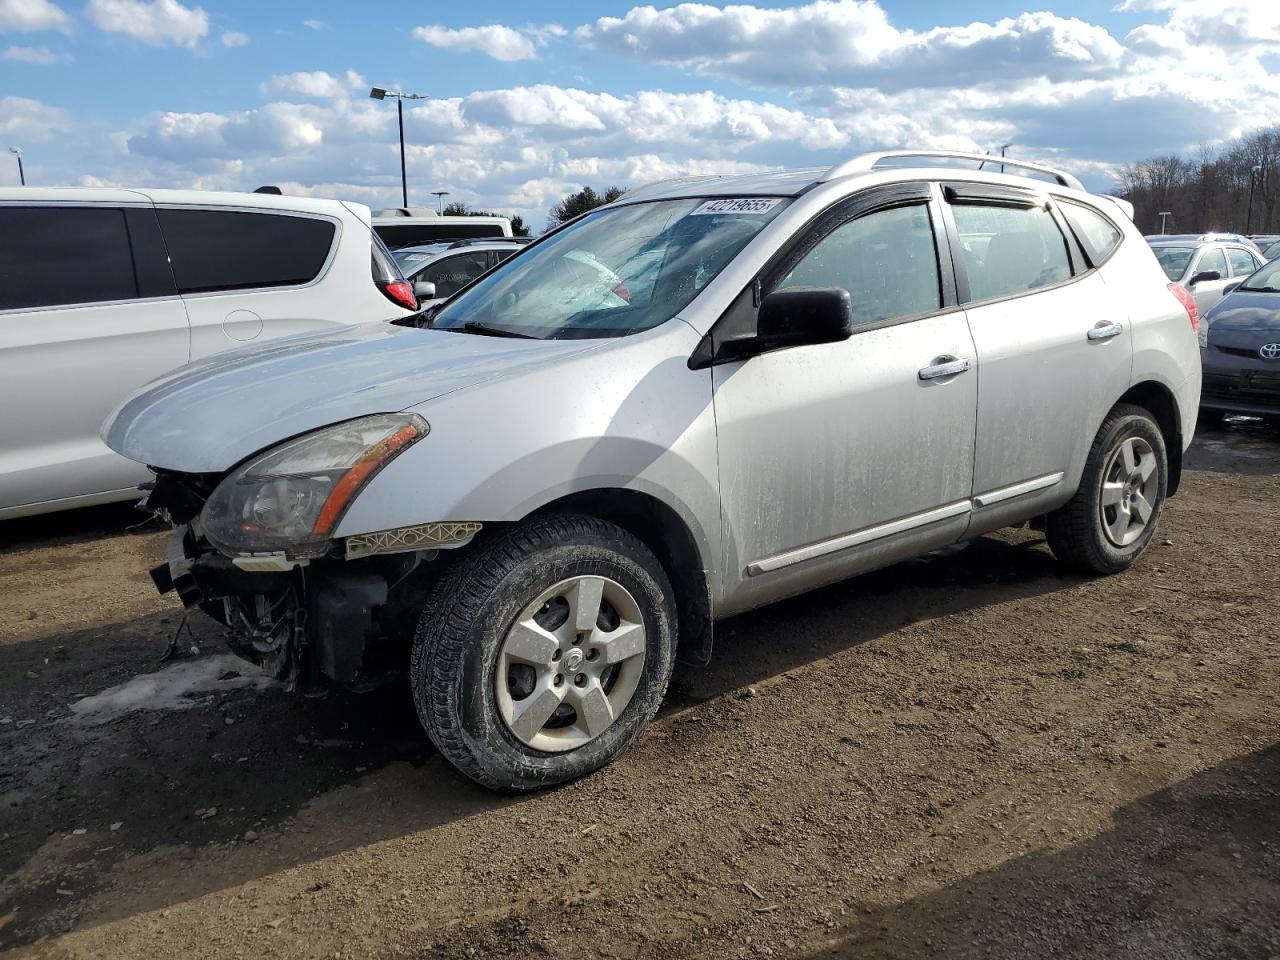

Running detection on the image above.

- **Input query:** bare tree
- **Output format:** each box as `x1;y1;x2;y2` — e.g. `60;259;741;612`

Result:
1117;125;1280;235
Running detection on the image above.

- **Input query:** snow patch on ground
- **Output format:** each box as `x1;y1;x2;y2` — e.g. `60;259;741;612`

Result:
71;655;272;724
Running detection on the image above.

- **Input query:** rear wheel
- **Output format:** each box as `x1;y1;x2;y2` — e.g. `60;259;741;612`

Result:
410;515;676;792
1047;404;1167;574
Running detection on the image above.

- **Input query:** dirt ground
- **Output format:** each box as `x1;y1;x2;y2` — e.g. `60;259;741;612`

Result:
1;420;1278;960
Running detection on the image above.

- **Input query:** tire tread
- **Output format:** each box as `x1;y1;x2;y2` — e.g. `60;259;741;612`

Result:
411;514;674;792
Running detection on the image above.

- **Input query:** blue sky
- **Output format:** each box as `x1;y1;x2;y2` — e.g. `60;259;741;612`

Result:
2;0;1278;223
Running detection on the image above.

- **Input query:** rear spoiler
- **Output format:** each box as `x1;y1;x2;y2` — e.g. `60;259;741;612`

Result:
1094;195;1135;221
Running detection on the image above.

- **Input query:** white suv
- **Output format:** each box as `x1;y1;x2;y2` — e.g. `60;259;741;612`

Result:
0;188;418;520
106;152;1201;791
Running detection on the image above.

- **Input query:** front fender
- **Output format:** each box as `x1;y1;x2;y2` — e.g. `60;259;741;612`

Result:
333;321;724;598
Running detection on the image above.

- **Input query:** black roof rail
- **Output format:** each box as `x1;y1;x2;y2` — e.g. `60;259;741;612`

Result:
446;236;533;248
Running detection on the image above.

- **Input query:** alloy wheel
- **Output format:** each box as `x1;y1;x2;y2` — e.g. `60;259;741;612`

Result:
1099;436;1159;547
495;575;646;752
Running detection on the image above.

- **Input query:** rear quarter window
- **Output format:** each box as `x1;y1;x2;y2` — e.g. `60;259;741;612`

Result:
1059;201;1122;267
156;208;336;294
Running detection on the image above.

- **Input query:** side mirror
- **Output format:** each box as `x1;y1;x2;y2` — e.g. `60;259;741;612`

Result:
413;280;437;302
1189;270;1221;286
1223;280;1243;295
754;287;853;354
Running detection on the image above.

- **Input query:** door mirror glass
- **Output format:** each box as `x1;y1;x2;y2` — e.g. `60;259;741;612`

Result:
754;287;853;354
413;280;437;301
1189;270;1221;286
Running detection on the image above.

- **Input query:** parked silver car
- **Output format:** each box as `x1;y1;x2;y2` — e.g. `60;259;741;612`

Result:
393;238;531;303
104;151;1202;792
1147;236;1265;319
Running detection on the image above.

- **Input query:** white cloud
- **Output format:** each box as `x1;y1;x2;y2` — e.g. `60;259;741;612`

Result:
0;94;72;140
2;42;61;61
261;69;365;100
15;3;1280;225
219;29;247;47
0;0;70;32
412;23;542;61
86;0;208;47
576;1;1124;89
302;18;326;31
1122;0;1280;59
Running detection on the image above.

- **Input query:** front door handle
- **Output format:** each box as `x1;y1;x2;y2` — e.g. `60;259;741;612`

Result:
918;356;970;381
1087;321;1123;341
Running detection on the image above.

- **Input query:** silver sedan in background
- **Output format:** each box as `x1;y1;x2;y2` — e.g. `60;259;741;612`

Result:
1148;236;1266;320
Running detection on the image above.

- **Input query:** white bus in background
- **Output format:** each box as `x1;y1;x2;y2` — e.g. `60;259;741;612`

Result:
372;207;513;250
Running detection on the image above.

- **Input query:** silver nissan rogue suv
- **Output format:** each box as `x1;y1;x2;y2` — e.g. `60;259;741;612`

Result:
104;151;1202;792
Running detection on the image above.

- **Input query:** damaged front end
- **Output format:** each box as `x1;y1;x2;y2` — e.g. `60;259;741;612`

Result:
140;414;479;693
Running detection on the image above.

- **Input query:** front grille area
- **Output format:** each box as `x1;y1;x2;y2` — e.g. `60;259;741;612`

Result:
1216;345;1266;360
1202;372;1280;412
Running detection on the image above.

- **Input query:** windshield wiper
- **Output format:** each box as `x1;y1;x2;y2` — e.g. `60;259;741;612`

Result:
459;321;540;339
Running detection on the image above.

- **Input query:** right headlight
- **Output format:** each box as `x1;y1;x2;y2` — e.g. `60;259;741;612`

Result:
200;413;429;559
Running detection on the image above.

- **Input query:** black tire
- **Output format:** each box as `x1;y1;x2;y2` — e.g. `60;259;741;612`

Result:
410;514;676;792
1046;404;1168;575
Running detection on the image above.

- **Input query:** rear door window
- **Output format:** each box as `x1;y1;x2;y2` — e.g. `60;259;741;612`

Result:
156;208;336;294
416;251;490;297
1059;201;1122;266
951;202;1072;302
0;205;168;311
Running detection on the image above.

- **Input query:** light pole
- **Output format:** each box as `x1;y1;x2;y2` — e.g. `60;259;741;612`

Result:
9;147;24;186
997;142;1012;175
369;86;427;209
1158;211;1172;234
431;190;450;214
1245;164;1262;235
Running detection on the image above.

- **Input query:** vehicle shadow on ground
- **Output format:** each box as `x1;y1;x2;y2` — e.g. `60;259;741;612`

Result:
665;530;1076;712
0;528;1085;947
798;744;1280;959
1186;417;1280;476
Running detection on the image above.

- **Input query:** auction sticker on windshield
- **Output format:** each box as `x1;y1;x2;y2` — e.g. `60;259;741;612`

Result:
690;198;782;215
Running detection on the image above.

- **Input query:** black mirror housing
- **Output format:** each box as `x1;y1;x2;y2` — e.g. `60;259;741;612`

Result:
754;287;854;354
1189;270;1221;286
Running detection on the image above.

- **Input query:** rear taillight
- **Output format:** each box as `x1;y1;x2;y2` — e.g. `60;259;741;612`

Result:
1169;283;1198;331
378;279;417;311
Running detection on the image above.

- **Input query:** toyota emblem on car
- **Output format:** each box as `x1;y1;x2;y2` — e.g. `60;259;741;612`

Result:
1260;343;1280;360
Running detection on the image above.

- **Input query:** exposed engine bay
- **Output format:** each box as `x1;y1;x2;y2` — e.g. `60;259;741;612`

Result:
142;469;464;693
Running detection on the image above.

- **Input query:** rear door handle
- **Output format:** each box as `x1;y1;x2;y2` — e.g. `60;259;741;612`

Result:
918;356;970;381
1087;321;1123;341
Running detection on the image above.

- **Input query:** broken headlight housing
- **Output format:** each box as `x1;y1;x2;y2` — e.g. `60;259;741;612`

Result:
201;413;429;559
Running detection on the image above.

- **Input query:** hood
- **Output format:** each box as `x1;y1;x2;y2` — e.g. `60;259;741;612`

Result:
104;323;602;472
1205;292;1280;348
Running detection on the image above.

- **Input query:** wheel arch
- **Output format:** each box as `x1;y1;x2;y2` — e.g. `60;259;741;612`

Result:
1117;380;1183;496
529;488;714;666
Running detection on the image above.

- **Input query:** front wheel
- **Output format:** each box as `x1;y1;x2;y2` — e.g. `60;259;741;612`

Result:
411;515;676;792
1046;404;1168;575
